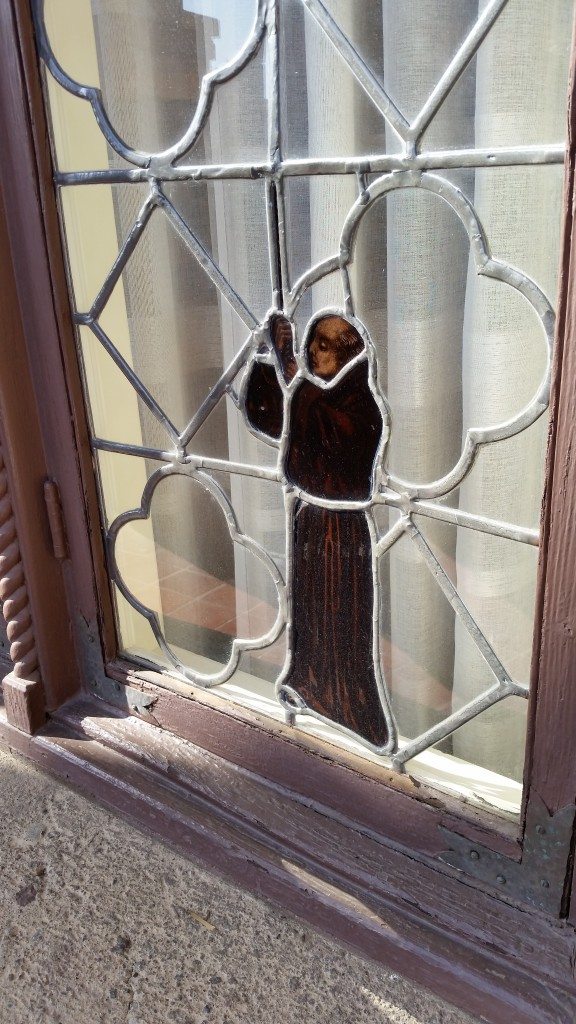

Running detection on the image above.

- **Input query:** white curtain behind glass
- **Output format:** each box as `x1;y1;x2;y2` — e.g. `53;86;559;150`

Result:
451;0;572;777
381;1;475;746
93;2;237;664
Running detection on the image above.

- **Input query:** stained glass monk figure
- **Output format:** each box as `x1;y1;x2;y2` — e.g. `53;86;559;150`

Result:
244;312;391;749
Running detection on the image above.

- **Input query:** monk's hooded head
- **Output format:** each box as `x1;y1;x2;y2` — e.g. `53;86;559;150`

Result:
307;315;364;380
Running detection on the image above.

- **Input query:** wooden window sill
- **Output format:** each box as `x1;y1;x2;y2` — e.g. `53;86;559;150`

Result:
1;693;574;1024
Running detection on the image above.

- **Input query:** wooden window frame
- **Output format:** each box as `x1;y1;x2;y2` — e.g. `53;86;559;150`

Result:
1;2;576;1021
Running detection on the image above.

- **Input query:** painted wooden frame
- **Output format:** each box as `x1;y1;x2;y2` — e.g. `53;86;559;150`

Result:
1;1;576;1021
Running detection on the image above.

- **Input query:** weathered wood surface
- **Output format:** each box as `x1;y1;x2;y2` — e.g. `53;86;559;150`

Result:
2;673;45;734
0;442;40;681
3;0;576;1017
109;657;521;856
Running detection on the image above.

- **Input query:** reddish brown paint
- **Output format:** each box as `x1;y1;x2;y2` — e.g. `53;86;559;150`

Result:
6;0;118;670
0;146;74;708
526;15;576;820
43;479;69;560
0;440;40;682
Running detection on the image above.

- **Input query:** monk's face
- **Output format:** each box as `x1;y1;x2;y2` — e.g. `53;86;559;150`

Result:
308;317;352;379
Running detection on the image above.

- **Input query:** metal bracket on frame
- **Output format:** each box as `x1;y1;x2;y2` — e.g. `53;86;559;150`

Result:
438;793;576;915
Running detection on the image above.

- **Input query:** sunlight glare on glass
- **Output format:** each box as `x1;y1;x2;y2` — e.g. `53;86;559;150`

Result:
182;0;258;70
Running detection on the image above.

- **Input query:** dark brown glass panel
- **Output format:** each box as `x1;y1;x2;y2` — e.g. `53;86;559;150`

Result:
244;362;284;440
287;502;388;746
246;314;387;745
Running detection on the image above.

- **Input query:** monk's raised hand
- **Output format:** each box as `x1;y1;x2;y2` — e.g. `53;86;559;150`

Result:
269;313;297;383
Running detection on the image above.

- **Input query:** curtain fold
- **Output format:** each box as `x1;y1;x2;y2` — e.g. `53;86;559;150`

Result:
381;0;476;742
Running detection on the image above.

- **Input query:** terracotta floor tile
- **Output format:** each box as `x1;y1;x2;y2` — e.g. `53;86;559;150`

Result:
154;547;193;578
170;596;235;631
205;584;239;620
160;568;223;600
233;589;264;615
159;585;193;615
231;601;278;637
115;578;190;618
218;619;236;635
136;556;277;637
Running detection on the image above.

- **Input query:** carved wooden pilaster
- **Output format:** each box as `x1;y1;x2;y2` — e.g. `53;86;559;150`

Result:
0;446;45;732
0;448;39;679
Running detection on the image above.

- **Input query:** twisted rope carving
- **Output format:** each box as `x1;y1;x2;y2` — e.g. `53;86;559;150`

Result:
0;450;39;681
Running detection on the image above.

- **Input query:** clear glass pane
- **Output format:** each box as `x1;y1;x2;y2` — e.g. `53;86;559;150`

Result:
322;0;479;128
101;454;285;675
378;529;498;740
83;192;266;442
280;0;389;160
284;175;356;289
421;0;573;152
44;0;263;158
44;81;129;173
454;422;547;530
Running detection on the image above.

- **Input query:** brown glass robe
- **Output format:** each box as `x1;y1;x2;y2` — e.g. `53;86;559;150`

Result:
245;358;389;747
